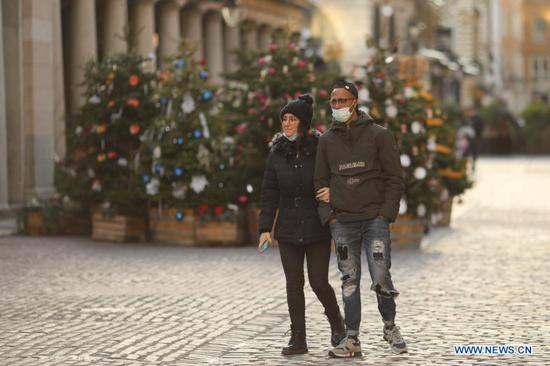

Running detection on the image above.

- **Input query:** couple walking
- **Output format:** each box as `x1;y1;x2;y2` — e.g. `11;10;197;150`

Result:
258;80;407;358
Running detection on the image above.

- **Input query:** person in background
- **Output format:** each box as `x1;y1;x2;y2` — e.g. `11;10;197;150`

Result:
465;106;484;172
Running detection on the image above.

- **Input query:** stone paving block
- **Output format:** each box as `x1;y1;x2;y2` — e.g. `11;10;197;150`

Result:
1;158;549;365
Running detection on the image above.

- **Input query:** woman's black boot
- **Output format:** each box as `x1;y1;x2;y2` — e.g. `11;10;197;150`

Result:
326;311;346;347
281;325;308;355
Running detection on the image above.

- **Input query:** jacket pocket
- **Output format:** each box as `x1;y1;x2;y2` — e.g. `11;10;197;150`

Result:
330;158;383;213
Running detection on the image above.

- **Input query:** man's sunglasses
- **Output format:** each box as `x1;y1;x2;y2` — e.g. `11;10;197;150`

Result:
329;98;356;106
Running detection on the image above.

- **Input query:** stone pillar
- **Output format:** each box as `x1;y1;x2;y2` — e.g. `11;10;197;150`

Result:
224;22;240;73
129;0;156;60
158;0;180;68
103;0;128;55
68;0;97;112
181;5;203;59
244;26;259;50
0;0;8;209
203;11;224;84
21;0;64;198
258;24;272;51
52;0;65;160
2;0;24;206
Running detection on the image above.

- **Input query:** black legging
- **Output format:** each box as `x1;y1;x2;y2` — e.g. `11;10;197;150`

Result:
278;240;340;331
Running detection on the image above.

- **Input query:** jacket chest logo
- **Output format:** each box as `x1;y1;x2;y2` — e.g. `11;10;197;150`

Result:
347;176;361;186
338;161;366;171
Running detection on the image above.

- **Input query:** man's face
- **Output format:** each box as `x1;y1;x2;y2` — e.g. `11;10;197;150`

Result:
330;88;357;110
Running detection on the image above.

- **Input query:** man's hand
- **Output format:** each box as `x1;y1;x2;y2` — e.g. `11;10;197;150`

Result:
316;187;330;203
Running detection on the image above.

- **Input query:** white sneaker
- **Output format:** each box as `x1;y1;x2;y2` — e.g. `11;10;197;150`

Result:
328;335;362;358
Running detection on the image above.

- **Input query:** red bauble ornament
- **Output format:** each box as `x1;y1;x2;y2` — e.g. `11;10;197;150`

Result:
214;206;225;216
127;98;140;107
296;59;306;68
129;123;141;135
238;195;249;203
269;43;278;52
129;75;139;87
268;67;276;76
197;204;209;214
319;89;328;97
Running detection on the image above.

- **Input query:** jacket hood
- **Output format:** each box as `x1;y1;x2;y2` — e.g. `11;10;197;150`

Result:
269;130;320;157
330;111;374;132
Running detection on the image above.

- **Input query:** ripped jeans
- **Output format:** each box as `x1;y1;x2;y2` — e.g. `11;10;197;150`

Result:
330;217;399;336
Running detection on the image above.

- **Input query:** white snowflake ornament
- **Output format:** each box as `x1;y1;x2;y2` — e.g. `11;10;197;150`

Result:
190;175;208;193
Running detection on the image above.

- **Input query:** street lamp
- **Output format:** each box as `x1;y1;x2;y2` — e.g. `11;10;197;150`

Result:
222;0;242;27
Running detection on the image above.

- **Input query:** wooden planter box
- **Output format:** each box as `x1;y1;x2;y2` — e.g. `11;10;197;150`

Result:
92;212;146;242
25;211;44;236
433;196;454;227
247;207;261;245
390;214;427;250
63;212;92;236
149;208;196;245
196;220;245;246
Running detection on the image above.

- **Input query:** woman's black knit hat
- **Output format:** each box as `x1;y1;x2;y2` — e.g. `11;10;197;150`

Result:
280;94;314;133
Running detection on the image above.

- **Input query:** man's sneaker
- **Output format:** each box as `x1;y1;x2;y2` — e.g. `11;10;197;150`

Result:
383;325;408;354
328;335;362;358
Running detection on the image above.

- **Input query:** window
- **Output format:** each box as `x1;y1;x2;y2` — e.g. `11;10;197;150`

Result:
533;18;546;43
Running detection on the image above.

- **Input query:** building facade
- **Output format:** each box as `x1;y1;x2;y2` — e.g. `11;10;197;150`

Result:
0;0;310;213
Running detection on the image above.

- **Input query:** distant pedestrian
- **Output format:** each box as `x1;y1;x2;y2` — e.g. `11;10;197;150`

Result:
465;106;484;171
258;94;345;356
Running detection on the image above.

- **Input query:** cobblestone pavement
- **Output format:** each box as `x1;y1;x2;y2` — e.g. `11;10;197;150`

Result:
1;157;549;366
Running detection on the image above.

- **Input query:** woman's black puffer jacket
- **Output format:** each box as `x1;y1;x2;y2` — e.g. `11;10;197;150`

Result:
258;132;330;245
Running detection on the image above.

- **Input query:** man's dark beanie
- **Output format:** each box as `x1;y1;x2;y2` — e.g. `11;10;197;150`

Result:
333;79;358;98
280;94;314;132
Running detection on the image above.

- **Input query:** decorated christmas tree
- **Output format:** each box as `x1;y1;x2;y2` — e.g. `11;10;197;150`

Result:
361;49;443;219
139;44;240;222
426;102;473;223
222;32;336;204
57;53;158;216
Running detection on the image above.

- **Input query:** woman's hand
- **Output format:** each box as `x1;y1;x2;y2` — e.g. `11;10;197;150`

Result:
258;232;273;251
316;187;330;203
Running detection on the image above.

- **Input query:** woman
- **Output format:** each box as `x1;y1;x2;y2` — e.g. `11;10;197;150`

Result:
258;94;345;355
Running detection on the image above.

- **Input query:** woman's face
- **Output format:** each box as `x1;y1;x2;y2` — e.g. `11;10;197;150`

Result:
281;113;300;137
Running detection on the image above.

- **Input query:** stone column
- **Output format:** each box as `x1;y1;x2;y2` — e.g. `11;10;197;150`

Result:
103;0;128;55
258;24;272;51
68;0;97;112
0;0;8;209
203;11;224;84
52;0;65;160
21;0;63;198
181;5;203;59
129;0;156;61
2;0;24;206
224;22;240;73
244;24;259;50
158;0;180;68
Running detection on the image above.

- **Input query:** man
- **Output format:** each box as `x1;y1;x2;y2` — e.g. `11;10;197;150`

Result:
314;80;407;357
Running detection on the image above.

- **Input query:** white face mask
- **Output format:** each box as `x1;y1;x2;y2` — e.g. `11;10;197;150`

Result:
283;132;298;141
332;106;353;122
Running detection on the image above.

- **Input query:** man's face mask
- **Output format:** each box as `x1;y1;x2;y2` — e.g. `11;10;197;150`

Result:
332;105;354;122
330;97;356;122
